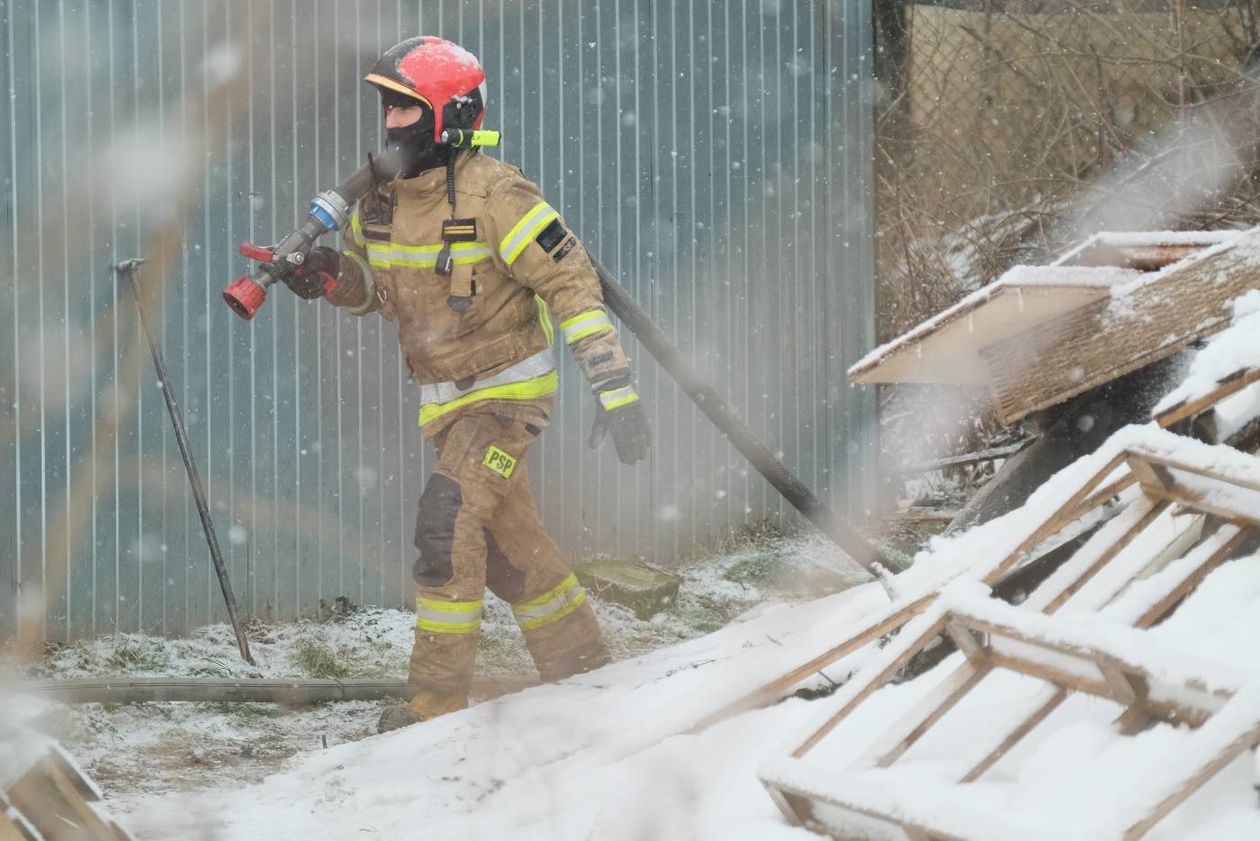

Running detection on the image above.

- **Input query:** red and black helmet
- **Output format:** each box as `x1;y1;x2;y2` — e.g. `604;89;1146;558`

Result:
365;36;487;142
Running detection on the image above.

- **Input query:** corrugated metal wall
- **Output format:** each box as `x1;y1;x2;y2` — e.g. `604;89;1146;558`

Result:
0;0;875;640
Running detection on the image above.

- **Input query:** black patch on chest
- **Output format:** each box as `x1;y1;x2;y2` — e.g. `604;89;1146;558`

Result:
442;218;478;242
552;236;578;263
535;219;567;253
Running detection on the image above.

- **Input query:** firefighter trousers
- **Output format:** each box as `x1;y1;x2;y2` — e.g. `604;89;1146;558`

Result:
407;403;607;718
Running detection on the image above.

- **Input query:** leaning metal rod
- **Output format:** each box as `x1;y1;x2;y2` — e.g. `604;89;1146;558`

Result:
116;259;254;665
591;257;902;584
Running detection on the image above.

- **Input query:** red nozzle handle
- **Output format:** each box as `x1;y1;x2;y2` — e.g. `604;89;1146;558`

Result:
223;275;267;320
239;242;275;263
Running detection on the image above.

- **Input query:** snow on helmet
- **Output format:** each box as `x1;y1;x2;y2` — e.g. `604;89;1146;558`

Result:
365;36;487;143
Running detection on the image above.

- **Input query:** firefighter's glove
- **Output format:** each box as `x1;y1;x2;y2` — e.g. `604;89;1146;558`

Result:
281;246;341;300
589;375;650;465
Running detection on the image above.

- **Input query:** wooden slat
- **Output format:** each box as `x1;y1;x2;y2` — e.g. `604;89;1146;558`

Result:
1040;497;1170;614
690;595;934;734
1122;720;1260;840
960;687;1067;783
765;773;973;841
1155;367;1260;428
792;613;952;757
869;661;991;768
1135;523;1250;628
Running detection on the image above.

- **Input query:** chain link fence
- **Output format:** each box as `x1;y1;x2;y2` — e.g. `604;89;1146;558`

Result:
875;0;1260;341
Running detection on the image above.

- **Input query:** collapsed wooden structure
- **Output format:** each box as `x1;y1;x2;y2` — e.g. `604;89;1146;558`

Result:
850;229;1260;426
754;417;1260;839
2;743;132;841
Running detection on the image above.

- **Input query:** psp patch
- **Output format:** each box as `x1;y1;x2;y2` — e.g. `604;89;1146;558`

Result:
481;445;518;480
553;236;578;263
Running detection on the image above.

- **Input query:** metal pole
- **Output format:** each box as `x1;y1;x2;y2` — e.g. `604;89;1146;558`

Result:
591;258;901;580
115;259;255;665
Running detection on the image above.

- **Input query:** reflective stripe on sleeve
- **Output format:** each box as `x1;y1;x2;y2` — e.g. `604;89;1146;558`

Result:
559;309;614;345
340;250;377;315
536;296;555;347
499;201;560;266
512;573;587;631
416;596;484;634
349;206;365;248
598;385;640;411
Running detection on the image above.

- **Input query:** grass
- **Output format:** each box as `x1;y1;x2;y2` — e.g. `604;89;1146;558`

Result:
294;637;354;680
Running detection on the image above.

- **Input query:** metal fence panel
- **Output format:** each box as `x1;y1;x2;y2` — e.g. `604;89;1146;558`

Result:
0;0;874;640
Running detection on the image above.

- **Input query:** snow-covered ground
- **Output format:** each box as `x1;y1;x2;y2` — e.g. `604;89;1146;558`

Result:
3;533;869;811
95;532;1260;841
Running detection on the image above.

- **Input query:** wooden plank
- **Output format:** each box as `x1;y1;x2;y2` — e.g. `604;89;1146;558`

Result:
792;613;952;758
979;450;1132;590
690;595;935;734
1129;448;1260;494
1071;473;1138;519
1097;661;1147;707
1122;719;1260;841
1155;367;1260;428
7;754;114;841
901;442;1030;475
1135;523;1250;628
945;621;988;660
869;661;991;768
960;687;1068;783
1124;453;1173;496
0;795;40;841
1156;475;1260;526
764;772;974;841
1040;497;1170;615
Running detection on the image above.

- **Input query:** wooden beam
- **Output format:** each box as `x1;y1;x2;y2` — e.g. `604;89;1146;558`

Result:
1041;498;1170;614
792;613;951;758
869;661;990;768
961;687;1067;783
1122;720;1260;840
901;442;1031;475
690;595;934;734
1136;523;1250;628
1155;367;1260;428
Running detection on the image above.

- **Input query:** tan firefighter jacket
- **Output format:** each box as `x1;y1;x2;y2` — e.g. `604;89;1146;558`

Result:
325;151;631;436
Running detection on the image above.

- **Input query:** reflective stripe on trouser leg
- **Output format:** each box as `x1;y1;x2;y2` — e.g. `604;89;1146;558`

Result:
512;573;587;630
416;595;483;633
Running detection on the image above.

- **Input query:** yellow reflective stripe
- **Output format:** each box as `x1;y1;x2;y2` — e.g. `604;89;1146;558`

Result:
349;206;365;248
366;241;491;269
518;590;586;631
513;573;587;631
536;296;555;347
499;201;560;265
340;250;377;315
418;370;559;426
560;309;614;345
598;385;640;411
416;596;483;634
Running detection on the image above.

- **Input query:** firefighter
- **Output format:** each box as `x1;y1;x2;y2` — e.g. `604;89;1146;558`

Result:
294;36;650;731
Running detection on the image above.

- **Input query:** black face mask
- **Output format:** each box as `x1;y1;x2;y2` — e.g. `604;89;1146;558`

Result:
381;92;450;178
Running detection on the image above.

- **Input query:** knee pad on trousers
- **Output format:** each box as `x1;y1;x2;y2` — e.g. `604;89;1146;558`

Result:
413;474;462;587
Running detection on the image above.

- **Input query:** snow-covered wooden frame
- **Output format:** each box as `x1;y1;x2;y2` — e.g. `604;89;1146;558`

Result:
759;433;1260;841
4;743;134;841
